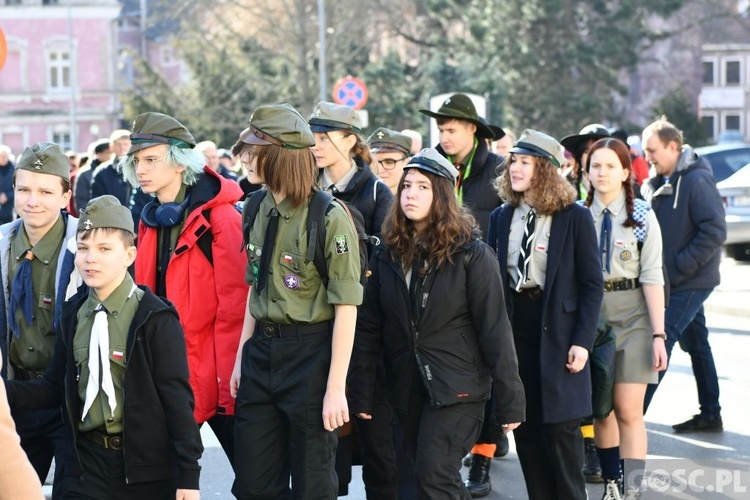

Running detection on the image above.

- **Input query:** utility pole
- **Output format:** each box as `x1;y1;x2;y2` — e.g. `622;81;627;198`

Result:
318;0;326;102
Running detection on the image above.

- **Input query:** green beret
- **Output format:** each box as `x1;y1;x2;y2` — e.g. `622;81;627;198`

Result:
309;101;362;133
128;112;196;154
239;103;315;150
368;128;412;156
78;195;135;234
17;143;70;181
509;129;567;169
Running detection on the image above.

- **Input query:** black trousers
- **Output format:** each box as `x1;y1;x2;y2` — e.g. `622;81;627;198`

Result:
233;326;337;500
12;407;74;500
510;292;587;500
204;413;235;467
354;369;399;500
397;372;484;500
67;438;175;499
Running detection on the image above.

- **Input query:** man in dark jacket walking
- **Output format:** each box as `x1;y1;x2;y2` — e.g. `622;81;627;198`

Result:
419;93;504;237
641;117;726;433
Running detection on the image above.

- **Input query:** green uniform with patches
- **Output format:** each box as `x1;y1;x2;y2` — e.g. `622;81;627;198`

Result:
8;216;65;370
245;193;363;323
74;274;143;434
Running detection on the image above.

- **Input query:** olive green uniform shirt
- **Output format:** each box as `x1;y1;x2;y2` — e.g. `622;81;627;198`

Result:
8;216;64;370
245;194;363;324
73;273;143;433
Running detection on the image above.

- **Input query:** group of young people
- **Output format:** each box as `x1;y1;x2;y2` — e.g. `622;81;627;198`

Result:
0;92;725;500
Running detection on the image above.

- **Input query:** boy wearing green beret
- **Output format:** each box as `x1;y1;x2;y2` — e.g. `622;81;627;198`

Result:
0;142;80;499
6;195;203;499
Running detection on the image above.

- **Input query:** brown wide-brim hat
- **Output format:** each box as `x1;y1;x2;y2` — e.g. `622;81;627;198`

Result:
127;112;196;154
419;93;496;139
560;124;611;154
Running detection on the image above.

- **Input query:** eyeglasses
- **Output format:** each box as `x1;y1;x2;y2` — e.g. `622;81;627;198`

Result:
378;157;408;170
133;155;167;171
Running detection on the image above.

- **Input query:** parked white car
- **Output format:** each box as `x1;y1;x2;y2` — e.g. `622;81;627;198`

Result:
717;164;750;261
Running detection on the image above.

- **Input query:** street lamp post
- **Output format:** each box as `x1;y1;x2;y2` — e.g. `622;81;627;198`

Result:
318;0;326;102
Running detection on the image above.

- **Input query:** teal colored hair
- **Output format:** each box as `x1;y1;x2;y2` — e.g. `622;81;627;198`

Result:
119;145;205;187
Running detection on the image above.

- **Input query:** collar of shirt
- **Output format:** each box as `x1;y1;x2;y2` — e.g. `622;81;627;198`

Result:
263;193;301;224
321;161;357;193
591;190;626;218
13;214;65;265
519;201;536;219
81;273;138;319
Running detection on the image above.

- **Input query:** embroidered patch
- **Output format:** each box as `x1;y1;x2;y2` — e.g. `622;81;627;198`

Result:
112;351;124;360
284;273;299;289
334;235;349;254
620;250;632;261
84;220;93;230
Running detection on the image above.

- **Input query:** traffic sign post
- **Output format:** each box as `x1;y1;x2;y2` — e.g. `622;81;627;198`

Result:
332;76;369;110
0;27;8;72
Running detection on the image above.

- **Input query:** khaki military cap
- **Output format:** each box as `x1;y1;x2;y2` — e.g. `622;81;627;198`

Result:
309;101;362;133
368;128;412;156
509;129;567;169
17;142;70;181
239;103;315;150
78;195;134;234
128;112;196;154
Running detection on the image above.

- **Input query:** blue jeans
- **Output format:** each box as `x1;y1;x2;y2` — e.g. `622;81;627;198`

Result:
643;288;721;418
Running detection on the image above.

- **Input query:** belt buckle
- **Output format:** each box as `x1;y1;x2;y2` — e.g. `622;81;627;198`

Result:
106;435;123;450
262;324;278;338
604;282;613;292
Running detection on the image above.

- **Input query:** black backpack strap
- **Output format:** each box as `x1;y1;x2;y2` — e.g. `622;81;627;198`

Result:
196;208;213;265
307;190;335;286
241;189;268;251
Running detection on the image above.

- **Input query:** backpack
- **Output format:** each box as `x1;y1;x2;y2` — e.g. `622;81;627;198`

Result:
242;189;372;287
632;199;670;306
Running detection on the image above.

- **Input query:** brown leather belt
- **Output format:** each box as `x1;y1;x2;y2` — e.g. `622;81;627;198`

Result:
513;286;544;300
258;320;333;339
604;278;640;292
80;429;123;450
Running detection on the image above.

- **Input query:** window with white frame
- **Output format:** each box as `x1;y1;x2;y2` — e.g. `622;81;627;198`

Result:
726;60;741;86
52;131;71;151
47;48;71;92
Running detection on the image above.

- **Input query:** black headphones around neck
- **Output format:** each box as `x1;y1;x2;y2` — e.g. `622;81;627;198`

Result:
140;195;191;228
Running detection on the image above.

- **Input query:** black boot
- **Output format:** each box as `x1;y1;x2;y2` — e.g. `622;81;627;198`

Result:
583;437;603;483
464;455;492;498
494;433;510;458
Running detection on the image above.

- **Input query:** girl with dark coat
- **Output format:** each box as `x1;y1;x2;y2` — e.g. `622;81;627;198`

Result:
349;148;525;499
487;129;604;500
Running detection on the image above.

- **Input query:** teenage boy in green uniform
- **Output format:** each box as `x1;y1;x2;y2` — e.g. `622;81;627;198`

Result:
0;142;79;499
6;195;202;499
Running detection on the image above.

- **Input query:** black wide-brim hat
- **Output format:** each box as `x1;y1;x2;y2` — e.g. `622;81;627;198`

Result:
419;93;496;139
560;124;611;154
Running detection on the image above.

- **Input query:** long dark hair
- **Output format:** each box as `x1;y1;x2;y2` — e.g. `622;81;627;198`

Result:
383;169;476;270
583;138;640;228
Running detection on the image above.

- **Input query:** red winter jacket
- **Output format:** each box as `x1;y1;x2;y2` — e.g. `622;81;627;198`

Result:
135;167;247;423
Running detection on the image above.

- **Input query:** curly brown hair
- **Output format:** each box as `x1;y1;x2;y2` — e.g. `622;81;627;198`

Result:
383;169;476;270
583;138;642;229
495;154;576;214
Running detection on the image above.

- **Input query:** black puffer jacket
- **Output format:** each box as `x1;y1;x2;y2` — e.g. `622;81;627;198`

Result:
6;286;203;489
436;140;503;237
320;156;393;245
349;239;525;424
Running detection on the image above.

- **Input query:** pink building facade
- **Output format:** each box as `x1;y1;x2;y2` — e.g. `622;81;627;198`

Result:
0;0;186;156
